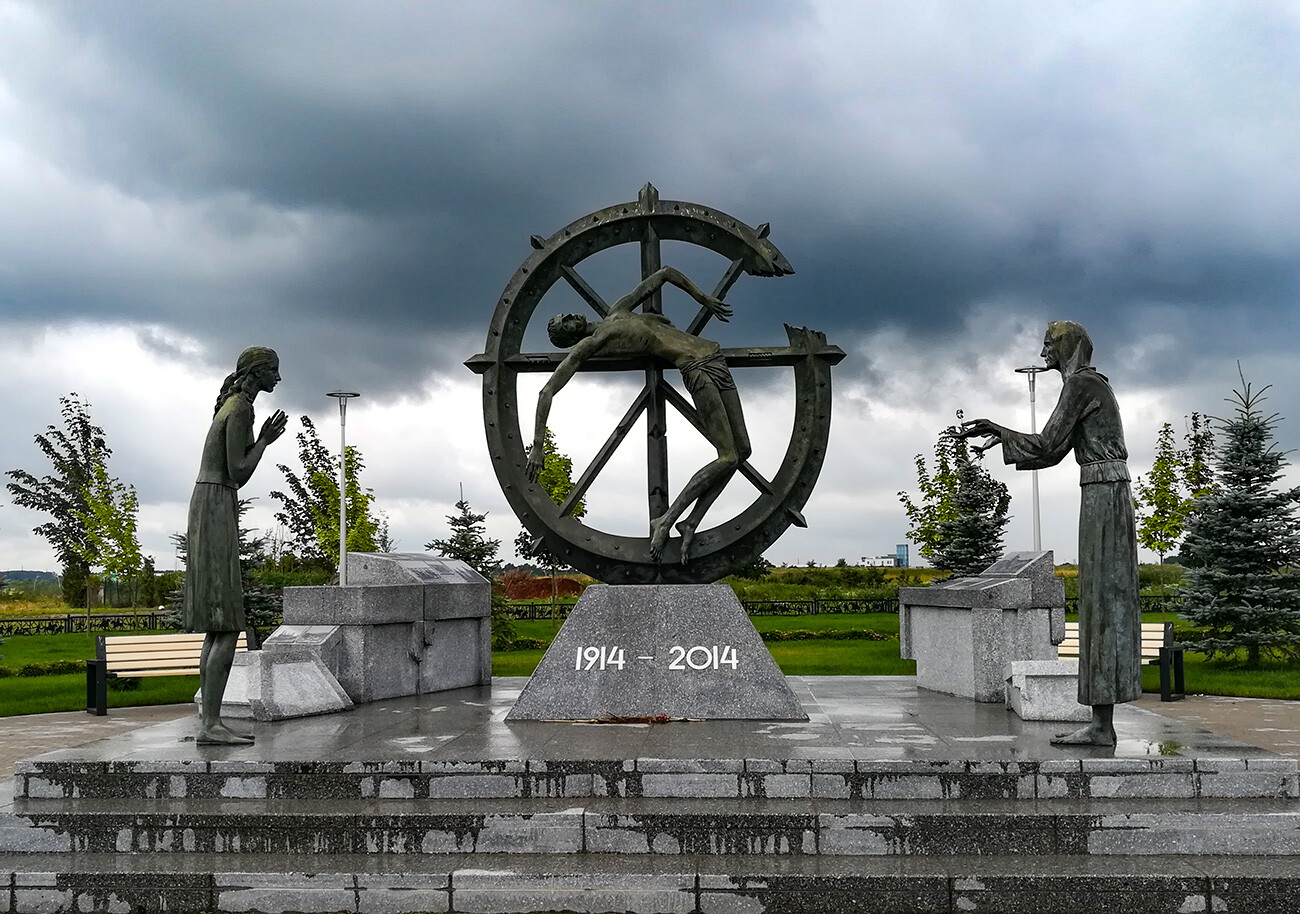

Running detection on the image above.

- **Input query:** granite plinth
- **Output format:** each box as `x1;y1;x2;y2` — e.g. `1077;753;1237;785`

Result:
507;584;807;721
245;554;490;716
900;550;1066;702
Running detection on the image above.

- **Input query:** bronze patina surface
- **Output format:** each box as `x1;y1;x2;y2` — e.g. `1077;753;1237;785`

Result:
467;185;843;584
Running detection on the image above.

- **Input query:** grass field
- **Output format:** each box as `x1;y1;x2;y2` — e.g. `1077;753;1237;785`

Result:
2;612;1298;716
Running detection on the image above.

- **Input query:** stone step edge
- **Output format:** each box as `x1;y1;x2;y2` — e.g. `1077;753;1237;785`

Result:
9;801;1300;858
3;852;1300;914
14;794;1300;815
15;756;1297;801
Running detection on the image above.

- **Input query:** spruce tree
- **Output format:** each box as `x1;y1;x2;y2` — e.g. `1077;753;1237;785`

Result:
900;416;1010;575
1181;374;1300;664
427;490;501;578
931;442;1011;576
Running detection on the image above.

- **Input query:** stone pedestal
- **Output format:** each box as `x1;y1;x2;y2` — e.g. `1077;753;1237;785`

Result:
507;584;807;721
221;553;491;720
899;551;1067;703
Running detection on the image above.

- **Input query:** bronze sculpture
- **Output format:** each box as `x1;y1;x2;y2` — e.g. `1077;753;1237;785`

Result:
530;266;749;564
185;346;287;745
467;185;844;584
954;321;1141;746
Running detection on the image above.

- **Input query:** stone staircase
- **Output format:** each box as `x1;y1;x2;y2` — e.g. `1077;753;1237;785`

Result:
5;752;1300;913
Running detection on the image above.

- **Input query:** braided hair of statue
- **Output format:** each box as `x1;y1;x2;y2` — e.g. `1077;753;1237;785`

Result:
213;346;278;415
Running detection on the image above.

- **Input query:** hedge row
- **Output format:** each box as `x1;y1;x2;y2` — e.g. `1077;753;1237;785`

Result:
0;660;85;678
760;629;895;642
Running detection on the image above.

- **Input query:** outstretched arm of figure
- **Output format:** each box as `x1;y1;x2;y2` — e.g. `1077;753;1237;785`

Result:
227;406;287;489
529;338;599;482
609;266;732;321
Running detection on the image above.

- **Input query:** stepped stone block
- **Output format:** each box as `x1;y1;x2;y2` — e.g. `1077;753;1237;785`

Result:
900;550;1066;702
1006;659;1092;722
224;553;491;718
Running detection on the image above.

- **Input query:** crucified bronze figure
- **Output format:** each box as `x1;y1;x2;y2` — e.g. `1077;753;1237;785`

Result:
529;266;750;564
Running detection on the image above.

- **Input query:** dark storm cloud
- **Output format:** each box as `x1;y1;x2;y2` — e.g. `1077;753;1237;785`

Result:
5;0;1299;410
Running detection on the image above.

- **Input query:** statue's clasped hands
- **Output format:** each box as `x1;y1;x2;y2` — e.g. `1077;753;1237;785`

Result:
260;409;289;445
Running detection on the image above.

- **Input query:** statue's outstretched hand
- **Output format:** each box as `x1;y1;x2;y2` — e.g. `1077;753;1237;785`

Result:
260;410;288;444
526;443;545;484
952;418;1000;440
704;296;733;322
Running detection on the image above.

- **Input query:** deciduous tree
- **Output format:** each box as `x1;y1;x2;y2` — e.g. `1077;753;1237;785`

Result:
270;416;383;569
5;394;129;606
1134;423;1182;562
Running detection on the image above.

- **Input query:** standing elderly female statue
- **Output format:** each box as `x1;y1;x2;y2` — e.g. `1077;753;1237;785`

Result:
185;346;287;745
953;321;1141;746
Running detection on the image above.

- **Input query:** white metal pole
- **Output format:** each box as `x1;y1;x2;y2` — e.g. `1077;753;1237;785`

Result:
327;392;360;585
1015;366;1046;553
1028;372;1041;552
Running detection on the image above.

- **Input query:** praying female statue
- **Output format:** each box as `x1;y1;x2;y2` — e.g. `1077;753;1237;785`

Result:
953;321;1141;746
185;346;287;745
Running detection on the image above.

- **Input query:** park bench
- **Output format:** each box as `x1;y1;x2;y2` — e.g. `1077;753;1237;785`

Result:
86;631;254;716
1057;621;1185;702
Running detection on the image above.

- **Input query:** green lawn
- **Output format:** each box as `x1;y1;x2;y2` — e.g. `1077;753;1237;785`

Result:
3;614;1299;716
0;673;198;717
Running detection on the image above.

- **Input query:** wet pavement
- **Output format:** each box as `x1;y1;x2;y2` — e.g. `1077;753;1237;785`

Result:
3;678;1296;780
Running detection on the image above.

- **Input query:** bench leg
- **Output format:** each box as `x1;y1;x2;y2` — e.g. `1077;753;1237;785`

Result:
86;660;108;716
1159;647;1185;702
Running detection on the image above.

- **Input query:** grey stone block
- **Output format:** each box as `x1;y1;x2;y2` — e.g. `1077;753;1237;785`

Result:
216;872;357;914
283;584;424;624
218;648;354;722
451;867;695;914
1006;660;1092;721
420;618;489;692
900;550;1067;703
507;584;807;721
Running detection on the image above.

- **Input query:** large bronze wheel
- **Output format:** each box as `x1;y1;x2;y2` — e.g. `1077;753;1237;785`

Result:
466;185;844;584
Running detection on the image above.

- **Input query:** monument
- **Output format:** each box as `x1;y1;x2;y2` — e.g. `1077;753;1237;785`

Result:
954;320;1142;745
184;346;287;745
899;550;1090;722
218;552;491;720
466;184;844;719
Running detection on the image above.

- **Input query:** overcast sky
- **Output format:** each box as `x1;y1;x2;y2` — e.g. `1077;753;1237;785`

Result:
3;1;1298;575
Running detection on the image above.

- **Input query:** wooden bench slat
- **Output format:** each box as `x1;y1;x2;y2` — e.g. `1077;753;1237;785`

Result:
104;635;245;649
104;650;206;663
1058;621;1172;659
116;669;201;678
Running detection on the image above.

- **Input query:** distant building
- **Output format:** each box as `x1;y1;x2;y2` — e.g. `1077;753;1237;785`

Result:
896;544;909;568
861;555;899;567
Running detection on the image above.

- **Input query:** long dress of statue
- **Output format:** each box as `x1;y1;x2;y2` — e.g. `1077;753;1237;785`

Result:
184;347;287;745
955;321;1141;746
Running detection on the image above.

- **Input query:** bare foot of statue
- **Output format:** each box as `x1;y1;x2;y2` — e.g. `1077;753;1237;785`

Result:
649;515;671;563
1050;723;1116;747
675;520;697;565
197;723;255;746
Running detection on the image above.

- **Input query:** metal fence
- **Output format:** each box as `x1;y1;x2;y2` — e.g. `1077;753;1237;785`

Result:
506;594;1186;621
0;610;172;638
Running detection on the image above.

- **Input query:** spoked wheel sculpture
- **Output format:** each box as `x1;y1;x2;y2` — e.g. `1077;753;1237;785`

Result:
467;184;844;584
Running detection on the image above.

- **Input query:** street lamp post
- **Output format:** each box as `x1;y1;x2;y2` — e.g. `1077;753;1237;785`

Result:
1014;366;1048;552
327;391;360;585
